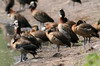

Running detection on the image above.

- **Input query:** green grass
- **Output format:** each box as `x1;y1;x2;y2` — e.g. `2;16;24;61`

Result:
84;53;100;66
0;31;19;66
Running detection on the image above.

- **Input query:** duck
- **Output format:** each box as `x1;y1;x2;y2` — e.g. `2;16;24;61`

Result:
8;19;41;62
29;1;54;29
72;20;99;48
46;26;71;52
58;9;79;46
9;32;40;62
7;9;32;29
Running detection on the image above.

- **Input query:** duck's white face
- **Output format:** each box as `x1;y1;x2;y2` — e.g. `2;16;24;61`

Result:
13;20;19;30
30;1;34;5
59;11;62;18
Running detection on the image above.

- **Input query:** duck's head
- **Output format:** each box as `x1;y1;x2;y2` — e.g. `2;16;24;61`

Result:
59;9;65;18
29;1;37;9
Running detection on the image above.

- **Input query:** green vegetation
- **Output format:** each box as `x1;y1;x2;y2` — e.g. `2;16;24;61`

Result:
0;30;19;66
84;53;100;66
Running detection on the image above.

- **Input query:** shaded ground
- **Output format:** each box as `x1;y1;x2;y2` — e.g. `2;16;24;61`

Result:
0;0;100;66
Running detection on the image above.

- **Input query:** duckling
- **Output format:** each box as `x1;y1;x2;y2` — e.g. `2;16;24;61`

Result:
29;1;54;29
58;9;79;46
72;20;99;48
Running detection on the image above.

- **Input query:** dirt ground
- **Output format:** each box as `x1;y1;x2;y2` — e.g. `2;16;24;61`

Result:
0;0;100;66
12;38;100;66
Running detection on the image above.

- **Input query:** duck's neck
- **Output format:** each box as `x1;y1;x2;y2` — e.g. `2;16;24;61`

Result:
30;8;36;12
10;9;16;14
59;17;65;24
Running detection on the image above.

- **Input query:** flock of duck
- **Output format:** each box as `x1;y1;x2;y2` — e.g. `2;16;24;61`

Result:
1;0;100;62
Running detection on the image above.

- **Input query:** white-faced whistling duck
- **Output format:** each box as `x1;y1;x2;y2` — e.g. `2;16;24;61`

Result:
72;0;82;6
45;26;71;52
12;20;22;36
12;20;41;48
58;9;79;46
9;20;41;62
17;0;38;10
29;1;54;29
9;32;41;62
72;20;99;48
3;0;15;12
93;19;100;31
6;9;32;29
58;11;76;29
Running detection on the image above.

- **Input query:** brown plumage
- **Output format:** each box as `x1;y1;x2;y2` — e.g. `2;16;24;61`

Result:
9;33;40;62
29;1;54;28
72;20;99;48
66;21;76;29
3;0;15;12
44;22;58;30
58;9;79;45
30;25;49;42
8;17;41;62
58;20;79;44
46;27;71;52
93;19;100;31
7;9;32;28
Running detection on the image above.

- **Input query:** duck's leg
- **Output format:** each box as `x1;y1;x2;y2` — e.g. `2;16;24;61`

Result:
30;51;37;58
88;37;91;48
83;37;86;49
23;54;27;61
20;52;23;62
57;45;60;52
88;37;91;43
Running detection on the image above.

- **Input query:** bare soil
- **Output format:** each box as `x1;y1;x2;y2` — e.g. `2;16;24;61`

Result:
0;0;100;66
